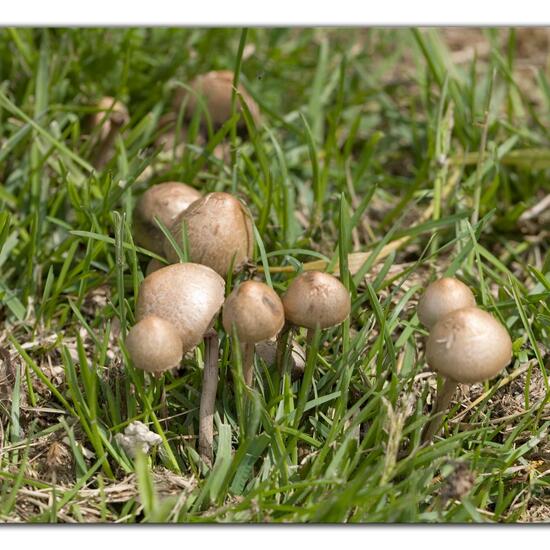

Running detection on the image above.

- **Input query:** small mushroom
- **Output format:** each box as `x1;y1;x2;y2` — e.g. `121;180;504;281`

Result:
164;192;253;278
125;315;183;373
422;307;513;443
133;182;202;255
222;281;285;386
280;271;351;373
173;70;260;130
417;277;476;330
136;263;225;465
89;96;129;169
282;271;351;332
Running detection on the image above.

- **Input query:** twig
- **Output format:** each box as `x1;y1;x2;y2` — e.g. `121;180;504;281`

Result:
519;193;550;222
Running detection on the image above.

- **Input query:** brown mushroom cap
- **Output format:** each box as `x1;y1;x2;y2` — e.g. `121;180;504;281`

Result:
417;277;476;330
90;96;129;141
133;182;202;255
163;192;254;278
173;70;260;128
282;271;351;330
222;281;285;343
426;307;513;384
136;263;225;353
125;315;183;373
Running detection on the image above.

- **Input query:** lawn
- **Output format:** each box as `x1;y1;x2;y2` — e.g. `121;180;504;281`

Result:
0;27;548;523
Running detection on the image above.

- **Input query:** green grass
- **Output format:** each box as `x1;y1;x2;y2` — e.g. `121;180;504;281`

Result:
0;27;549;523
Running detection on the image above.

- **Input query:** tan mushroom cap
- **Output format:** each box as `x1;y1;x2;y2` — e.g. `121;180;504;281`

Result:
125;315;183;373
136;263;225;353
282;271;351;330
133;182;202;255
417;277;476;330
173;70;260;128
426;307;513;384
163;192;254;278
222;281;285;343
91;96;129;141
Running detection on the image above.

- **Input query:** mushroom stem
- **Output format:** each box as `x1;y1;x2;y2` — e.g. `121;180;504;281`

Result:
156;376;170;431
198;329;219;466
242;342;255;387
93;120;123;169
421;377;459;444
276;323;292;375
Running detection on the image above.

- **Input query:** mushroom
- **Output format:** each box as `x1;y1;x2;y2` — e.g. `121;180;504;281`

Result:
417;277;476;330
279;271;351;373
172;70;260;130
421;307;513;443
282;271;351;334
89;96;129;169
133;182;202;255
222;281;285;386
125;315;183;374
136;263;225;465
163;192;254;278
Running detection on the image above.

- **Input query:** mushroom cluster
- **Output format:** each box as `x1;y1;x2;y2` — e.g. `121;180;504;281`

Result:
124;162;351;467
126;263;225;465
417;277;513;443
86;70;258;176
85;70;518;471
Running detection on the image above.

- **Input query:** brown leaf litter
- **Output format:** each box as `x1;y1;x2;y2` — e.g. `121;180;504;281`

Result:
3;466;197;523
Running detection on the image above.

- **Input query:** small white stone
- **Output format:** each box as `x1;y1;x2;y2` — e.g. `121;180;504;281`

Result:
115;421;162;457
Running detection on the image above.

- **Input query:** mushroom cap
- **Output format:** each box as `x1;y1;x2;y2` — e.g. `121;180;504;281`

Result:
133;182;202;254
173;70;260;128
125;315;183;373
136;263;225;353
417;277;476;330
426;307;513;384
222;281;285;343
163;192;254;278
282;271;351;330
90;96;129;141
